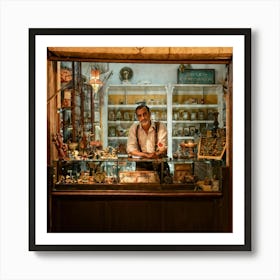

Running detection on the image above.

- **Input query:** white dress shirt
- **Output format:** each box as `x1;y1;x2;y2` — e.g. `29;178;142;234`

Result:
126;121;167;154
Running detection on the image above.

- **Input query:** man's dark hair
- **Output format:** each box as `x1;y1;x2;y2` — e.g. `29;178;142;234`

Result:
135;104;150;113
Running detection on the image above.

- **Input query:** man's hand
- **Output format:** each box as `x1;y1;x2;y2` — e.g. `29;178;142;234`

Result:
145;152;161;159
130;150;162;159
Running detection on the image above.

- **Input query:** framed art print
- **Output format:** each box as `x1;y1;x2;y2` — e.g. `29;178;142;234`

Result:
29;28;251;251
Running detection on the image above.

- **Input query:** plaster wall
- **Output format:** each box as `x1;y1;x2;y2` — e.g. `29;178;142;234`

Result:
80;62;228;85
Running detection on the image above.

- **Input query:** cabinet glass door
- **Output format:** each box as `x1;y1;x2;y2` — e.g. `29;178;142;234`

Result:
104;84;168;155
170;84;224;159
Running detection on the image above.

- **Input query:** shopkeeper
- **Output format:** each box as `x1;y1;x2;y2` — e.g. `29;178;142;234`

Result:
127;104;167;164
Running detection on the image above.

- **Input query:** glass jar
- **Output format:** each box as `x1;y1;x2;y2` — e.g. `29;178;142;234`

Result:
191;111;197;121
173;110;178;120
183;111;189;120
116;110;122;120
208;110;214;120
123;112;130;121
173;125;178;136
183;127;190;136
154;111;159;120
198;111;204;120
109;126;116;137
161;111;167;121
108;110;115;121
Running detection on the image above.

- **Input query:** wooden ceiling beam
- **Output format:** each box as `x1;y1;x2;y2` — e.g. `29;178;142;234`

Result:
47;47;232;63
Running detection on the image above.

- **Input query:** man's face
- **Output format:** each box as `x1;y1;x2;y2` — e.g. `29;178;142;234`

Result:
136;107;151;126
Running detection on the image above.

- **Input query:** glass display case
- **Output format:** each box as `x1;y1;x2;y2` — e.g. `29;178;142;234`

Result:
52;157;224;192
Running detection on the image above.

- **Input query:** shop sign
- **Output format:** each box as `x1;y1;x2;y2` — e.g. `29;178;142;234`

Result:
178;68;215;84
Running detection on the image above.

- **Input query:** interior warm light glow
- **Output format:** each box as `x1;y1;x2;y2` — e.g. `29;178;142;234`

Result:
89;69;103;93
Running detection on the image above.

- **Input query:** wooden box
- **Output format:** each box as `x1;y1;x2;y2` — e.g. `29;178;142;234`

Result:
119;171;160;184
173;163;193;183
197;136;226;160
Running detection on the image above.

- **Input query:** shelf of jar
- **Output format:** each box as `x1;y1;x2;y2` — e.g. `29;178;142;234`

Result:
107;104;167;109
172;120;214;124
108;120;136;124
107;84;167;90
171;83;223;89
107;121;167;124
171;104;218;109
62;122;97;126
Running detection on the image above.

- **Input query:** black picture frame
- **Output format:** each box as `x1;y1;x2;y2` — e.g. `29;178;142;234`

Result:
29;28;251;251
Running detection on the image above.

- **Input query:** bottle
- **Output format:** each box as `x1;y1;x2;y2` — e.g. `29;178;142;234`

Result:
183;111;189;120
198;111;204;120
162;111;167;120
173;110;178;120
116;110;122;120
108;110;115;121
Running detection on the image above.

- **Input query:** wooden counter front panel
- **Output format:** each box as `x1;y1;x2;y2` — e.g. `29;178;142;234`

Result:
50;195;224;233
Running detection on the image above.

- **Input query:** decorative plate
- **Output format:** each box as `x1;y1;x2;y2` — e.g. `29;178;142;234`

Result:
119;67;133;82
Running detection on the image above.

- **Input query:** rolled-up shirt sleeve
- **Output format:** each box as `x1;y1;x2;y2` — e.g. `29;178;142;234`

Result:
157;122;167;151
126;123;138;154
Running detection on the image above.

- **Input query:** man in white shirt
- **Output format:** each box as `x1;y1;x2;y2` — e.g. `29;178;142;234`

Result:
127;104;167;159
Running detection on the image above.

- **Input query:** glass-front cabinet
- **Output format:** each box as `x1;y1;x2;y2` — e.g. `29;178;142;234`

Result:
103;84;168;154
170;84;224;159
103;83;224;159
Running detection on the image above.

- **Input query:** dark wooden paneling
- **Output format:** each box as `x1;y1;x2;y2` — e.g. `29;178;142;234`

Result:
107;199;162;232
50;196;229;233
161;199;217;232
52;197;107;232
